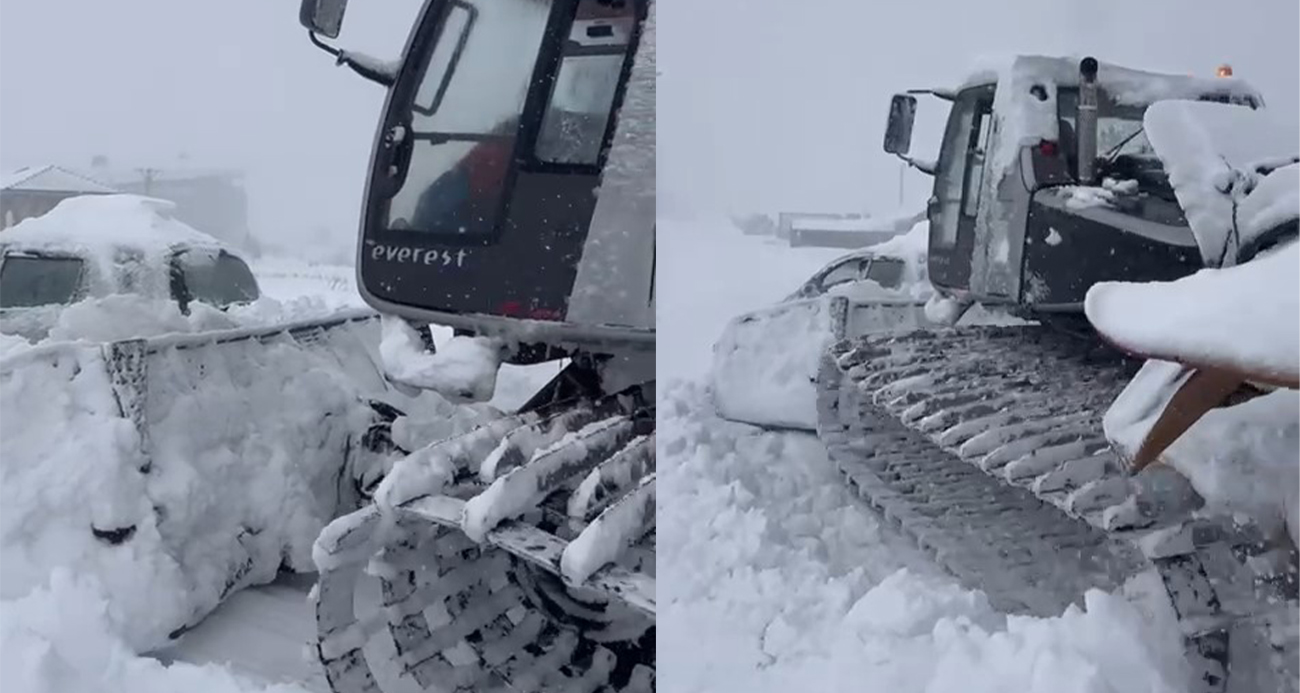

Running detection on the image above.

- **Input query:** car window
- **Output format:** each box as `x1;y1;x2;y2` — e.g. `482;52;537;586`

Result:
174;249;260;308
819;260;863;290
865;258;905;289
0;255;85;308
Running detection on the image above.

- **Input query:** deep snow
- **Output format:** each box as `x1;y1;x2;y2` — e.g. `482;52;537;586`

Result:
658;216;1194;693
0;252;557;693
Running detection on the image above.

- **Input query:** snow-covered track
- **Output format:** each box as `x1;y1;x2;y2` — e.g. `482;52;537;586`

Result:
817;324;1298;693
312;392;655;693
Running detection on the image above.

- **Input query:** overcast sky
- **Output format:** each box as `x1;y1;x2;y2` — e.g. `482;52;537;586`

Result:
658;0;1300;219
1;0;1296;248
0;0;424;260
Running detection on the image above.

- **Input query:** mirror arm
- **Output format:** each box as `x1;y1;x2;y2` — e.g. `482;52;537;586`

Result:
307;31;396;87
308;30;342;57
896;154;937;176
906;88;956;102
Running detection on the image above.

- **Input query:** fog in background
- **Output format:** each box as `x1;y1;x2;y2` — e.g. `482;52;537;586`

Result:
0;0;423;262
658;0;1300;220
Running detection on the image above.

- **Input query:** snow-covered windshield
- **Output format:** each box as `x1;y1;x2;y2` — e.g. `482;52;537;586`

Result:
0;255;84;308
174;250;260;308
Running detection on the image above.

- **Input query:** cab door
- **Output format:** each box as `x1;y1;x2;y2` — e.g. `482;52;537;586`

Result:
926;84;994;297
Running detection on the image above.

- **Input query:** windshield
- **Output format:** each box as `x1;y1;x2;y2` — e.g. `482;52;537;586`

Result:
1057;90;1156;161
0;255;84;308
386;0;552;236
174;250;260;308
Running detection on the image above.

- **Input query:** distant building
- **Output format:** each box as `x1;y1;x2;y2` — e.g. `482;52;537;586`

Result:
89;157;255;252
0;165;119;230
781;210;924;249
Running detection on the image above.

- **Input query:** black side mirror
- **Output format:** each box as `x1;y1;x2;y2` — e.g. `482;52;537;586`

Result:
884;94;918;156
300;0;348;39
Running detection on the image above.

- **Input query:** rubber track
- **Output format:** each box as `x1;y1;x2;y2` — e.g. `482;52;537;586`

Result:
816;325;1298;693
315;399;655;693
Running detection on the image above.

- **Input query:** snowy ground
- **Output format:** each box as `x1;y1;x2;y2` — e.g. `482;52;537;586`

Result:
657;217;1192;693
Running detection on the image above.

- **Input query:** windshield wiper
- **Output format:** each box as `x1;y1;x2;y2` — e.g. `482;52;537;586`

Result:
1101;127;1147;163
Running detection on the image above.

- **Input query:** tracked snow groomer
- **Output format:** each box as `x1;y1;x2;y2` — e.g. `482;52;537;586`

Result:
298;1;655;691
814;56;1297;692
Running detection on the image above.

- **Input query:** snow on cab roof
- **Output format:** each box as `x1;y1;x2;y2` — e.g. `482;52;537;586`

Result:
957;54;1263;105
2;194;228;255
0;165;119;195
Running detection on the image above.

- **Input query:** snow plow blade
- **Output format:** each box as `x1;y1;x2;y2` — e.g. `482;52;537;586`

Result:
816;326;1298;693
312;389;655;693
711;295;929;429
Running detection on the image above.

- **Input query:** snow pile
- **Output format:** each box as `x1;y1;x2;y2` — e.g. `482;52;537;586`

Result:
658;381;1191;693
1144;99;1299;265
0;570;311;693
2;194;221;253
1057;177;1141;211
711;298;845;429
1103;360;1299;545
0;315;397;652
49;295;239;342
1086;241;1298;385
1238;162;1300;245
379;314;505;402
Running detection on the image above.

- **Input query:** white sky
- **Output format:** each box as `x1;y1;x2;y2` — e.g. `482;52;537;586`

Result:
0;0;424;259
657;0;1300;219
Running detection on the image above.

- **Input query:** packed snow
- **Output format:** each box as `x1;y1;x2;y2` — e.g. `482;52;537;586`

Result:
1102;361;1299;547
1088;238;1299;545
0;226;553;692
659;216;1194;693
1144;99;1300;265
1;570;314;693
1085;240;1298;385
378;315;506;403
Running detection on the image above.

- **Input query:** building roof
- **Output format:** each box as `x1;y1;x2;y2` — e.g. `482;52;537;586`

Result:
0;165;120;195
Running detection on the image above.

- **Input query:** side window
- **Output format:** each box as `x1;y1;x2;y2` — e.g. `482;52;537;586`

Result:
535;0;637;165
962;102;994;219
387;0;553;235
173;249;260;310
819;260;863;290
865;258;905;289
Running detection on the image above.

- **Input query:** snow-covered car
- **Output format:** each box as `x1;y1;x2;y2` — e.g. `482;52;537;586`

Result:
784;247;927;303
0;194;261;342
710;224;934;429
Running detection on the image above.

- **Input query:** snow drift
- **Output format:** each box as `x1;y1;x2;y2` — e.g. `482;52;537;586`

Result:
0;312;478;653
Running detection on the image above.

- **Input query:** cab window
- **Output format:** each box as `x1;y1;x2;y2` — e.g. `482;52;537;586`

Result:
534;0;637;166
387;0;552;236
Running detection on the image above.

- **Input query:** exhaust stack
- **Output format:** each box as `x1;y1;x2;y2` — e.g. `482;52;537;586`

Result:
1077;57;1099;184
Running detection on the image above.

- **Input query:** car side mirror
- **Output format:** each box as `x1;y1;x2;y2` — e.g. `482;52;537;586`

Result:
300;0;348;39
884;94;918;156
